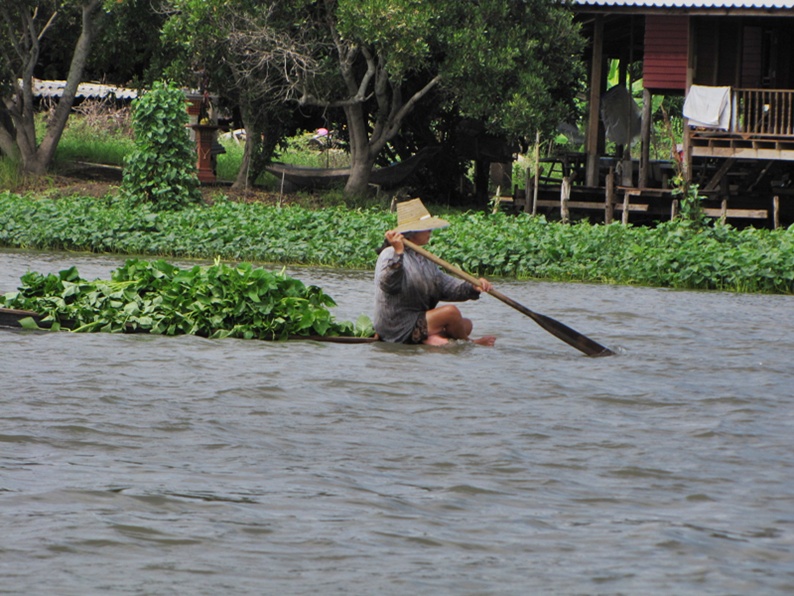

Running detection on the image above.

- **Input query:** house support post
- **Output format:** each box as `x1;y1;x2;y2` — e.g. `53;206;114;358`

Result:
532;130;540;215
622;190;630;225
605;167;615;224
639;88;652;187
561;176;571;223
585;16;604;187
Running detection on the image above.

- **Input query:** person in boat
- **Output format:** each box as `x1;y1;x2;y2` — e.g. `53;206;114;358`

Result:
374;198;496;346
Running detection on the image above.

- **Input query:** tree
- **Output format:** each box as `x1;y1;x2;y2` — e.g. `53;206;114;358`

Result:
162;0;317;190
228;0;585;196
0;0;106;174
84;0;169;87
162;0;583;197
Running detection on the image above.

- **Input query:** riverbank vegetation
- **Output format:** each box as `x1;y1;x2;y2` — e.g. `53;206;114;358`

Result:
1;190;792;294
2;109;792;295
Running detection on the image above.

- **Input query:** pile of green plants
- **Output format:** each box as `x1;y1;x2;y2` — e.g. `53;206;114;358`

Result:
1;191;793;294
120;81;202;210
0;258;372;339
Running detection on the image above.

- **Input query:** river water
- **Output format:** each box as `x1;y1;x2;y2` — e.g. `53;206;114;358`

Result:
1;248;793;595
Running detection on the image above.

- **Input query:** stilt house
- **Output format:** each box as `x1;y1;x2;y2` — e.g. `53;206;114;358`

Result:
525;0;794;227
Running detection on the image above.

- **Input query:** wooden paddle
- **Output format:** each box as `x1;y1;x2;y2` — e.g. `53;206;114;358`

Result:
402;239;614;357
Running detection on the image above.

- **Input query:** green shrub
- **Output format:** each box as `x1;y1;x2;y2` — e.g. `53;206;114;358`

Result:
121;81;201;210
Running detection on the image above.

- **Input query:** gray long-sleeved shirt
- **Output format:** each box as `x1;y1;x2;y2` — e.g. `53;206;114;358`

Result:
373;246;480;343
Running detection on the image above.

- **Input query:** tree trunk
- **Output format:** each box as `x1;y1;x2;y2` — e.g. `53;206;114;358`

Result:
293;7;443;198
233;100;255;189
10;1;102;175
233;133;255;190
232;99;278;190
343;102;381;196
345;156;378;195
0;111;19;161
30;0;102;174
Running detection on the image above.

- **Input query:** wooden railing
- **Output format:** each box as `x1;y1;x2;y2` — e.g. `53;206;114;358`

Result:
732;88;794;137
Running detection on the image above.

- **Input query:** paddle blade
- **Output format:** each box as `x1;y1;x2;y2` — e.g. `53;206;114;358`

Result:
489;289;613;357
527;309;614;357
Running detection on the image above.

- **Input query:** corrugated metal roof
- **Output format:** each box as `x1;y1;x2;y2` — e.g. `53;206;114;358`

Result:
574;0;794;8
30;79;138;100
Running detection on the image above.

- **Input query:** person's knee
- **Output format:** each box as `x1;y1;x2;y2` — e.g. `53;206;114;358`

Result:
462;317;473;335
439;304;462;322
427;305;463;336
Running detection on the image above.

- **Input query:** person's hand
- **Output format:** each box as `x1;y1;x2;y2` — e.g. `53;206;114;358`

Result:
384;229;405;254
475;278;492;293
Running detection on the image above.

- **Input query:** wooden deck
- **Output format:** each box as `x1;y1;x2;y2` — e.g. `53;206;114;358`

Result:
512;181;782;227
691;133;794;161
512;142;791;227
691;88;794;160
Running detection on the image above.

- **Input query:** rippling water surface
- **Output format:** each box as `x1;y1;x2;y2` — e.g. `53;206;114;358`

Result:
1;249;793;594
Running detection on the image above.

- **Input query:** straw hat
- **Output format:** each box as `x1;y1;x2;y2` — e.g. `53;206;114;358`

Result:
393;198;449;234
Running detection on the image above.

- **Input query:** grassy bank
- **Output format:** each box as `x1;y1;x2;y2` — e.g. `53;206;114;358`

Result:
1;190;793;294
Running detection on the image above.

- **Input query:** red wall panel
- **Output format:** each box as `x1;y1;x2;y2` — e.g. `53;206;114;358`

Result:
644;15;689;92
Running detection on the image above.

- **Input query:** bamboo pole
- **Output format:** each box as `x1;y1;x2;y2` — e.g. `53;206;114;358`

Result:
622;190;630;225
605;167;615;224
532;130;540;215
774;195;780;229
561;176;571;223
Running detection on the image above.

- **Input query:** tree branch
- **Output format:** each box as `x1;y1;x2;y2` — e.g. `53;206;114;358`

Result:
37;8;58;41
385;74;442;138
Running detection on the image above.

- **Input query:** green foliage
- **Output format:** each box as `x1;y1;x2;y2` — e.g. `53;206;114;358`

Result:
672;179;710;228
0;157;23;189
86;0;171;87
167;0;585;196
1;190;793;294
215;139;245;181
0;258;370;339
274;132;351;168
336;0;436;79
161;0;313;186
121;81;201;210
437;0;585;138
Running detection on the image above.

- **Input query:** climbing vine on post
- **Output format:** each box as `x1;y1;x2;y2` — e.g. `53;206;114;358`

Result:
121;81;202;210
660;103;709;227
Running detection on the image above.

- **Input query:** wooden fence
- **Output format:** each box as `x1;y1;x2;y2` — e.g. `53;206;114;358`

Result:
732;88;794;137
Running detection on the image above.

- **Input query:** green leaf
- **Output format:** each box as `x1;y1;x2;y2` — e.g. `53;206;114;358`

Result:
18;317;42;330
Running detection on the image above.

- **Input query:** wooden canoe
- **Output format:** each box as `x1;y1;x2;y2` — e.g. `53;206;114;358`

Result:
265;146;440;190
0;307;379;344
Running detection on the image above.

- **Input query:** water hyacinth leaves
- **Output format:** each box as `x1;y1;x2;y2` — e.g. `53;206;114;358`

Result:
0;259;372;340
1;191;794;294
